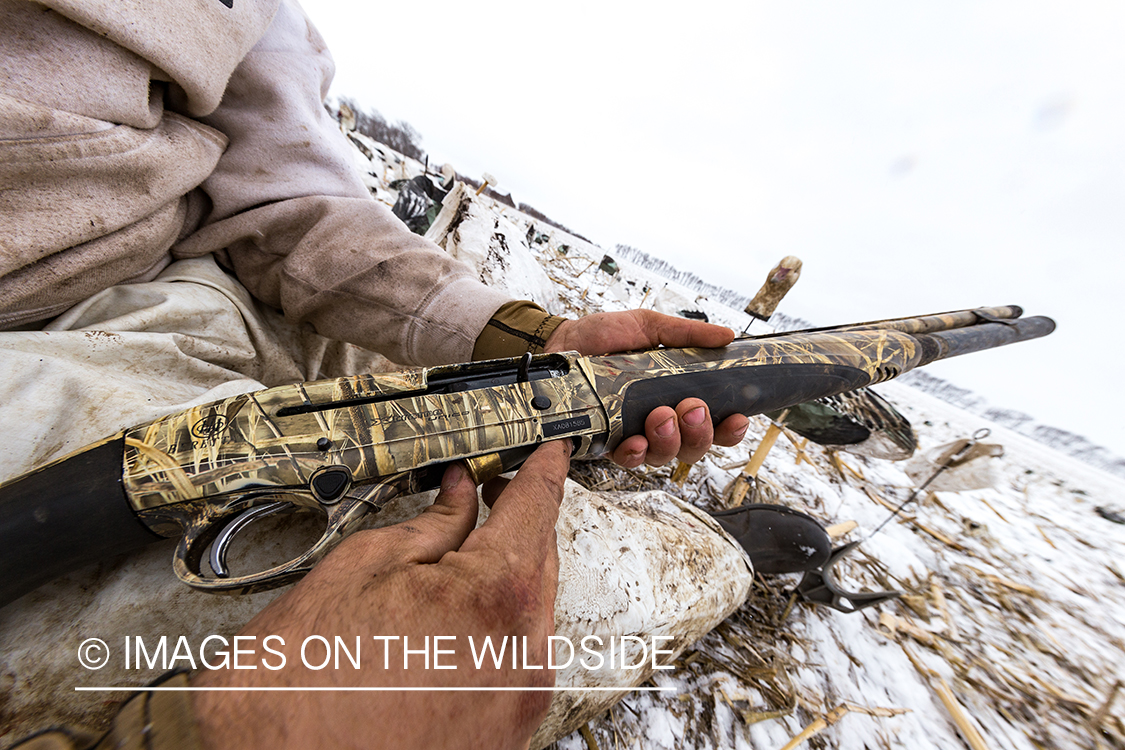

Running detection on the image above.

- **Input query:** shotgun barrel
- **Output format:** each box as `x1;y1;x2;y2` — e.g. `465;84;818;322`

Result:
913;315;1056;366
749;305;1027;339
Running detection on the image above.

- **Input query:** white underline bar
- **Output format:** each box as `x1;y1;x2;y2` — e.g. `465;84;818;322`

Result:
76;686;675;692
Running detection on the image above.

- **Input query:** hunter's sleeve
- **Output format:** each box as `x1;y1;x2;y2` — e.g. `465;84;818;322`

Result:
472;300;566;361
172;0;536;366
9;673;201;750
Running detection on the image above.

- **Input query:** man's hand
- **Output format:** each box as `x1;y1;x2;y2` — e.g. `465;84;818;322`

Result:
192;441;571;750
546;309;751;468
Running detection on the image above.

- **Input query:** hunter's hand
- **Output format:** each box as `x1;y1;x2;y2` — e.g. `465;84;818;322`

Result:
545;309;750;467
192;441;570;750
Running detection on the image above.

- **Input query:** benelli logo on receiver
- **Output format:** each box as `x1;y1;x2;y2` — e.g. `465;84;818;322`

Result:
191;414;229;440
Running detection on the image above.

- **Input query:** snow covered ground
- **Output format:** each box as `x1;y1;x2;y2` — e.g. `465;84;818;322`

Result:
346;127;1125;749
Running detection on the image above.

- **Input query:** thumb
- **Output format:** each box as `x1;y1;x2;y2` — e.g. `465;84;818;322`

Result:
397;463;480;564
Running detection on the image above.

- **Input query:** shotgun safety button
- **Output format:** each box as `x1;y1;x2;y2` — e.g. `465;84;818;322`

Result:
531;396;552;410
310;466;351;504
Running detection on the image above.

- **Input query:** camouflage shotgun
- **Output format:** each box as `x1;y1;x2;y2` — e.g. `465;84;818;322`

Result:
0;305;1054;605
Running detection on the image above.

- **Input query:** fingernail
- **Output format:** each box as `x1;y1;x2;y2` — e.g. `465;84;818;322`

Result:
656;417;676;438
442;463;465;490
734;424;749;439
683;407;705;427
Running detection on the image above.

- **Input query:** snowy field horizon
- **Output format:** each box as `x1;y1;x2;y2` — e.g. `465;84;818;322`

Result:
608;244;1125;482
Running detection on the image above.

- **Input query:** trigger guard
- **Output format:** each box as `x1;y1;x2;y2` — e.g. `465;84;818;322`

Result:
172;494;373;595
209;501;292;579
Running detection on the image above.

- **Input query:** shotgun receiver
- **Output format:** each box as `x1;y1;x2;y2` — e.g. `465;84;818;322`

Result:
0;306;1054;605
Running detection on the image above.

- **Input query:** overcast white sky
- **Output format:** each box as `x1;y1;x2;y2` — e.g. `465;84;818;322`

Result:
306;1;1125;457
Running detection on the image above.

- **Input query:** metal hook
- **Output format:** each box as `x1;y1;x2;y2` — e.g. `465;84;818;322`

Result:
795;541;901;613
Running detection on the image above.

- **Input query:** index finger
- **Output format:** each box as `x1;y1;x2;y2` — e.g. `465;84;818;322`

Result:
635;310;735;350
458;440;571;571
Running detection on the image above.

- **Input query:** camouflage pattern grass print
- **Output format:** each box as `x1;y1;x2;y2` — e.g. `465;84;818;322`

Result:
124;328;925;518
818;305;1022;336
123;355;607;516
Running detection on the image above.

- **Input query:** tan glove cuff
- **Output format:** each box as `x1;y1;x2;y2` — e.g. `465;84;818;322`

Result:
471;300;567;361
101;671;201;750
12;673;201;750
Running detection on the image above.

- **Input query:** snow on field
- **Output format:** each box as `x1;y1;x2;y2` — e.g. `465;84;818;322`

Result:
347;129;1125;750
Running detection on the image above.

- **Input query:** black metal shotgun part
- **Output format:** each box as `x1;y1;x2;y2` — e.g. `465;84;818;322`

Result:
795;541;901;613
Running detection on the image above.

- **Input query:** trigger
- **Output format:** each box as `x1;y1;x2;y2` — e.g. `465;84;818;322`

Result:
210;501;290;579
